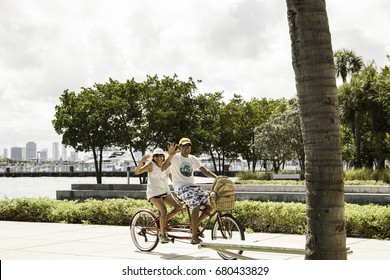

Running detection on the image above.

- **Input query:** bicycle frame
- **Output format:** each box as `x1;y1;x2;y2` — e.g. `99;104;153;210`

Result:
130;203;246;259
167;206;219;240
140;204;219;241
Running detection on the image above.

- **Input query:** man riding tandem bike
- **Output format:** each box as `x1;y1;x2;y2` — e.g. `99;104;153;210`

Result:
130;138;245;260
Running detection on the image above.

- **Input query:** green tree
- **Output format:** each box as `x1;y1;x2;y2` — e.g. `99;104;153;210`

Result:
110;78;143;169
338;76;365;167
239;98;287;172
334;48;364;83
148;74;199;146
255;121;293;173
339;125;356;169
276;100;304;172
203;95;284;174
122;74;199;183
254;101;303;173
339;63;390;169
192;92;225;172
286;0;346;259
375;65;390;121
126;74;199;156
216;95;245;173
368;65;390;168
53;79;127;183
334;49;364;167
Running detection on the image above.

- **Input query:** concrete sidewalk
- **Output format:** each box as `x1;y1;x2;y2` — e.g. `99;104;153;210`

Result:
1;221;390;260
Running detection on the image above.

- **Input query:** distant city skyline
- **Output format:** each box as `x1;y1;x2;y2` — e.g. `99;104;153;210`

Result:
0;140;75;161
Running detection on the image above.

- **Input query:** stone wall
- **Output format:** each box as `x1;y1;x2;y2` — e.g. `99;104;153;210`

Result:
56;184;390;205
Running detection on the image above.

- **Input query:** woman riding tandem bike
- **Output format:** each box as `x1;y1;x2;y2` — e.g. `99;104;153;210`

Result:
130;138;245;259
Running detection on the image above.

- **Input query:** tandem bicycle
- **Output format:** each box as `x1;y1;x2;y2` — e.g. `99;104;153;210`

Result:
129;192;245;260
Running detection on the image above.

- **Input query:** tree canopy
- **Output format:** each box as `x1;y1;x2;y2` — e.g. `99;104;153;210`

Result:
52;74;287;181
338;63;390;169
52;55;390;183
254;100;303;173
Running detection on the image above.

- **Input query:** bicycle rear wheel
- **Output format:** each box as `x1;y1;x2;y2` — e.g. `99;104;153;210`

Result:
130;210;159;252
211;213;245;260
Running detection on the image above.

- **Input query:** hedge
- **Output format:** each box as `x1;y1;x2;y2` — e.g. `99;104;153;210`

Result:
0;197;389;240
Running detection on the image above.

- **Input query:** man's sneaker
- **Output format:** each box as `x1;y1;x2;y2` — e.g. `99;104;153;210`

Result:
159;233;170;244
191;237;202;245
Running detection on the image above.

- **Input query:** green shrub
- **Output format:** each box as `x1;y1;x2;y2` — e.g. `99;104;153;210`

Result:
1;197;390;240
75;198;157;225
232;201;306;234
345;203;390;239
344;168;390;183
49;199;83;223
344;168;373;181
236;168;390;185
236;179;304;185
0;197;57;222
373;169;390;184
236;170;271;181
237;168;390;184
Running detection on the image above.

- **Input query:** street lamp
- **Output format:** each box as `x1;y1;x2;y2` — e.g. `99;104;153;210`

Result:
251;130;255;172
246;130;256;172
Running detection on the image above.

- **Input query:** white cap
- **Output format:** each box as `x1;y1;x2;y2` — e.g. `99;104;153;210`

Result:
152;148;166;157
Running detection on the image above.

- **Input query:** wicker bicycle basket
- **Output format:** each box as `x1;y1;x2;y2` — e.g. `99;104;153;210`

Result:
209;177;235;212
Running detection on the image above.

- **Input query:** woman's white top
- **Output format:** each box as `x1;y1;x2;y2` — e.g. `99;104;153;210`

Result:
146;161;171;200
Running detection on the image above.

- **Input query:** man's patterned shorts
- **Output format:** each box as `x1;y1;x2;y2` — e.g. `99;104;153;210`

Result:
176;185;209;209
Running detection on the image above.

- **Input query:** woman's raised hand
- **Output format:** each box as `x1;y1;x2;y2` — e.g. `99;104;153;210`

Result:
140;154;151;163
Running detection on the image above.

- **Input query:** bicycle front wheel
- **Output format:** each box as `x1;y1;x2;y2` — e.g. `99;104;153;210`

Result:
130;210;159;252
211;213;245;260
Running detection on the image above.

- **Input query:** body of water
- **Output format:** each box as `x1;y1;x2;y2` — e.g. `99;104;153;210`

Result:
0;176;216;199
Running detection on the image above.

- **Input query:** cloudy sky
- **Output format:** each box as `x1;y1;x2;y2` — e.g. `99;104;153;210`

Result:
1;0;389;157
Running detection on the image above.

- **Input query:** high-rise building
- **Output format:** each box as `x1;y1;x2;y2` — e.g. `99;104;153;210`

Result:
52;142;60;161
62;144;67;161
70;151;78;161
2;148;7;159
11;147;23;161
26;142;37;161
40;148;48;161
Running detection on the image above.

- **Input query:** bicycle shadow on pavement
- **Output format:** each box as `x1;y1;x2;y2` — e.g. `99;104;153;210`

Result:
133;243;220;260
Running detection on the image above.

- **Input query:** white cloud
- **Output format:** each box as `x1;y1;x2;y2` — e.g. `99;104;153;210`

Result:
0;0;389;156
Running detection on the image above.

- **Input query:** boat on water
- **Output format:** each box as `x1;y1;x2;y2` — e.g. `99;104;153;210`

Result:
83;150;136;172
1;149;137;174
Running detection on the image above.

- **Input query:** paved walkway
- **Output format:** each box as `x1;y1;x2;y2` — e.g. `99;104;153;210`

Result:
1;221;390;260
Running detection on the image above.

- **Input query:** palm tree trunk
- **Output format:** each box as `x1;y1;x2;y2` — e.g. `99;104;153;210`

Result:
286;0;346;259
